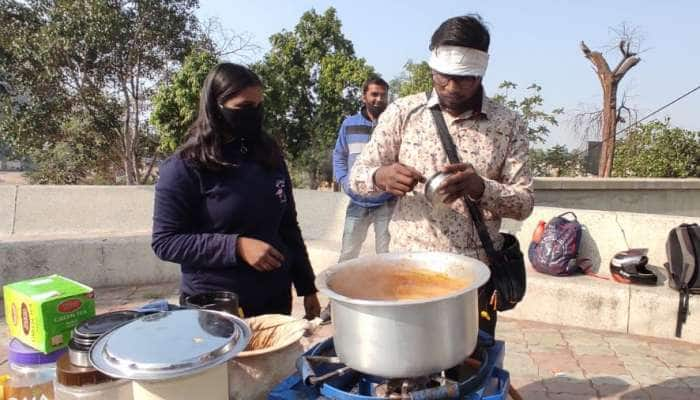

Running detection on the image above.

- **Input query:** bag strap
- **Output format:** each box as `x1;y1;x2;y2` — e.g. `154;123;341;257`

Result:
684;225;700;288
676;226;697;287
428;103;502;266
558;211;578;221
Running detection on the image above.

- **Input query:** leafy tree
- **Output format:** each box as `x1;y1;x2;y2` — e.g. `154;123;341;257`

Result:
1;0;199;184
253;8;376;187
613;120;700;177
528;146;584;177
545;145;583;177
390;60;432;98
528;148;548;177
492;81;564;144
151;50;220;154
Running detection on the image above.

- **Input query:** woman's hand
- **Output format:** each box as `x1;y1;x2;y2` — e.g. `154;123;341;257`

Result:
303;293;321;320
236;237;284;272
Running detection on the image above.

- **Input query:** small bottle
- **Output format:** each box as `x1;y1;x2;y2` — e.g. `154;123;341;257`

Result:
4;339;65;400
1;374;10;399
532;220;546;243
53;353;132;400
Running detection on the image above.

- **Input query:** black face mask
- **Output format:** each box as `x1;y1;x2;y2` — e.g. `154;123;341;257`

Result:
219;105;263;140
366;103;387;119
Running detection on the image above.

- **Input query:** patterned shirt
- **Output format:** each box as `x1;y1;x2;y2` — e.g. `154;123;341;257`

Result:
349;89;534;261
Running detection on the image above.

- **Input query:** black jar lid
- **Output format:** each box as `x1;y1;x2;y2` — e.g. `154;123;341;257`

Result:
73;310;142;342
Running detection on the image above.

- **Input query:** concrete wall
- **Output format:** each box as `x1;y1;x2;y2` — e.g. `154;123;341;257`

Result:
534;178;700;217
1;183;700;342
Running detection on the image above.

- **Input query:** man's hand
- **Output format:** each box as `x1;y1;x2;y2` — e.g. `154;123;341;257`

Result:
303;293;321;320
236;237;284;272
437;163;485;204
374;163;426;196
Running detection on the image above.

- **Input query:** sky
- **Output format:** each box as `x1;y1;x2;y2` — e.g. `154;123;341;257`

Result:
197;0;700;149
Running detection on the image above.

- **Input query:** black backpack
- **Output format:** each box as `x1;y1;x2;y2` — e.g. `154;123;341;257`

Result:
665;223;700;337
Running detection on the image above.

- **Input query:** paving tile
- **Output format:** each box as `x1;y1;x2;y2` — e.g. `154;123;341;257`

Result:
517;390;551;400
595;383;633;398
632;372;682;388
621;355;668;371
505;352;539;378
542;376;597;396
510;376;547;392
527;332;567;347
590;375;639;387
547;393;592;400
652;349;700;369
571;344;617;356
611;342;654;357
642;385;698;400
564;332;607;347
612;386;652;399
578;354;629;375
671;368;700;389
529;349;588;378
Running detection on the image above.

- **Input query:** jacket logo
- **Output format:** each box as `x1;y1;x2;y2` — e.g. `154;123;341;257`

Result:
275;180;287;204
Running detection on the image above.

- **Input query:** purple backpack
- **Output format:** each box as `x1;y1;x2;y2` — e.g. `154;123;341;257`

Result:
528;212;585;276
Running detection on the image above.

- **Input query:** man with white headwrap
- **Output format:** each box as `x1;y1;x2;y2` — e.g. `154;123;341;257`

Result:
349;15;533;335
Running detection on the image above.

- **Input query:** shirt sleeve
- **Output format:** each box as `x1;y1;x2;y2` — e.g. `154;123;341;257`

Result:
349;102;404;195
151;157;238;269
279;162;318;297
332;120;350;192
478;116;534;221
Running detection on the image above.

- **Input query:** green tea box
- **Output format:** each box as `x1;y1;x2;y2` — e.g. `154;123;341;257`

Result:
3;274;95;353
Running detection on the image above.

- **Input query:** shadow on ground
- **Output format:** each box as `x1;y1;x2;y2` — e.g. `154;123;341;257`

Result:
517;375;699;399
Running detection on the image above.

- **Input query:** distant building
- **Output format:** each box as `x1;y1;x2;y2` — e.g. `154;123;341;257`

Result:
584;141;602;176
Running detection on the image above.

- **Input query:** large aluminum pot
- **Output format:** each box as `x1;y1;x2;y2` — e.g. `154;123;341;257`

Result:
316;252;490;378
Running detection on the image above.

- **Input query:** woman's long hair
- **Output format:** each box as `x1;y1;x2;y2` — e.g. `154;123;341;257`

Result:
178;63;282;171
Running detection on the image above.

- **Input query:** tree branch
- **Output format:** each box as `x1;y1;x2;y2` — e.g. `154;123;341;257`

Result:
580;41;613;79
613;56;641;80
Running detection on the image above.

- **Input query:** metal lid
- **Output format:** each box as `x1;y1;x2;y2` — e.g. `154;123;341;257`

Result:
89;309;250;380
73;310;142;342
8;338;67;365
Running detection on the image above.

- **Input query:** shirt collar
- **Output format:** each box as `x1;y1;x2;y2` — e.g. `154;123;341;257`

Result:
426;86;490;121
360;106;377;124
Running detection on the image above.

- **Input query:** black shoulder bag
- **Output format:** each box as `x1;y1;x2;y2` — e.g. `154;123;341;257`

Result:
429;106;527;311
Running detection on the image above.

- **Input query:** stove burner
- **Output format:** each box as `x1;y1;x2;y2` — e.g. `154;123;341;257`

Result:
373;376;460;399
278;334;509;400
374;377;433;398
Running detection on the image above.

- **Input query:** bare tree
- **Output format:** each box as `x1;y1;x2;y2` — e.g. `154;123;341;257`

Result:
198;18;260;61
572;91;638;141
580;23;642;177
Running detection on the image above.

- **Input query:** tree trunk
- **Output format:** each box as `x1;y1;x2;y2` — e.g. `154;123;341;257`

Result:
131;67;142;185
581;40;640;177
121;79;136;185
308;166;319;190
140;151;159;184
599;82;618;177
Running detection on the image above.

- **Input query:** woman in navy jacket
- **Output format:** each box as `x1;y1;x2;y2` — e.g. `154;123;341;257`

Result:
151;63;321;318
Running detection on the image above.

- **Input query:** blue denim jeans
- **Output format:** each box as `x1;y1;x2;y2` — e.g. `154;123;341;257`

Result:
338;200;395;262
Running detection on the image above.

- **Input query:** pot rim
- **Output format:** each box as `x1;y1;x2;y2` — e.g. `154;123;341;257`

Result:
316;251;491;306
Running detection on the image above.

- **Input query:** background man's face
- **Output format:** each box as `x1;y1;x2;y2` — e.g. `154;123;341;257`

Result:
363;84;388;108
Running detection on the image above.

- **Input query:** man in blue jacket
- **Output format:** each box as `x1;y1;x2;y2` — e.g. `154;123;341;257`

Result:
332;77;395;262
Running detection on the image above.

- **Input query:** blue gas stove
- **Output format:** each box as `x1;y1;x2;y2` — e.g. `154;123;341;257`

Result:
269;332;510;400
